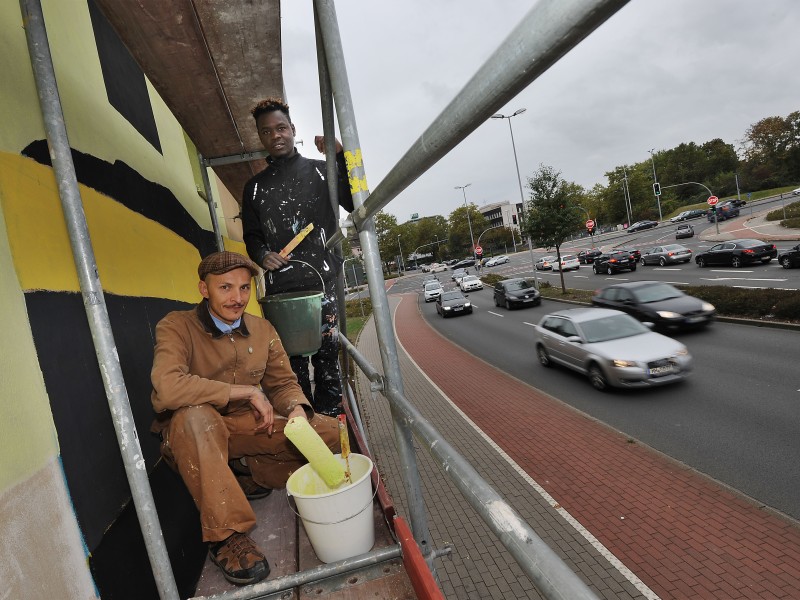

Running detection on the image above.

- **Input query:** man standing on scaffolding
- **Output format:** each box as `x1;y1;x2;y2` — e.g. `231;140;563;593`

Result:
242;97;354;417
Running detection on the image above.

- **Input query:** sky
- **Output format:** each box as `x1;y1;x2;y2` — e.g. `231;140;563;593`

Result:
279;1;800;224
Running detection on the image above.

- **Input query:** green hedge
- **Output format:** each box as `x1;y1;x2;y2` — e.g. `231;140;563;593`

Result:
765;200;800;222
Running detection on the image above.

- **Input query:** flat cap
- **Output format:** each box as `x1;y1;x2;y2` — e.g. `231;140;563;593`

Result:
198;251;260;280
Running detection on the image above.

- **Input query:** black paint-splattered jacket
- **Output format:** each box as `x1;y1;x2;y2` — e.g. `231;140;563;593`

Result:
241;150;354;294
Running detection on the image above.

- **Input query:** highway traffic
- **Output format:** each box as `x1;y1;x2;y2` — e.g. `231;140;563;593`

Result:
388;219;800;521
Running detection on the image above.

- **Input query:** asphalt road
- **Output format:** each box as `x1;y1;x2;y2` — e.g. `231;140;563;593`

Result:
401;280;800;522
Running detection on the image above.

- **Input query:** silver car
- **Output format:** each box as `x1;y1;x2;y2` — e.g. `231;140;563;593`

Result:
640;244;692;266
423;281;443;302
534;308;692;390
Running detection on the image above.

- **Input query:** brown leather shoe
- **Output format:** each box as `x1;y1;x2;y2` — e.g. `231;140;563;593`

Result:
236;474;272;500
208;532;270;585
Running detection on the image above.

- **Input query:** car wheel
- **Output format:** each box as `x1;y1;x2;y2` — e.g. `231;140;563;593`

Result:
781;256;792;269
588;364;608;391
630;265;637;272
659;257;667;266
640;258;646;266
607;266;613;275
761;257;771;264
732;256;742;268
593;265;599;274
697;257;705;268
536;345;551;367
494;295;500;307
505;299;512;310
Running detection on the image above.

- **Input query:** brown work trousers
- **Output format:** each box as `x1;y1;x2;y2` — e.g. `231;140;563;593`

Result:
161;404;339;542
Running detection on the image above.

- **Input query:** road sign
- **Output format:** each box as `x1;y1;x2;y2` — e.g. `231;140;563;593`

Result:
585;219;595;229
474;245;483;255
707;196;719;206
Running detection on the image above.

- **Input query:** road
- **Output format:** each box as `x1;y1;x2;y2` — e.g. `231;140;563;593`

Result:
389;274;800;522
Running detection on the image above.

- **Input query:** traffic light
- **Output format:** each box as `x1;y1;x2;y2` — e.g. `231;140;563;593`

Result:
653;182;661;196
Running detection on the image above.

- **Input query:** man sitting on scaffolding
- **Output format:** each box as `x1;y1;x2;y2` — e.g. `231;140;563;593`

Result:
150;251;340;585
242;97;354;418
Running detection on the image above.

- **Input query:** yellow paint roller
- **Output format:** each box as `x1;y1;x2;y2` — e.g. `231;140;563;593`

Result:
279;223;314;258
285;416;345;488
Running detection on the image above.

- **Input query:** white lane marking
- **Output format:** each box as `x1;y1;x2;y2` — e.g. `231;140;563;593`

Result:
572;275;589;279
663;281;690;285
652;267;682;271
391;297;660;600
487;311;503;317
702;277;787;282
523;322;537;327
707;269;754;273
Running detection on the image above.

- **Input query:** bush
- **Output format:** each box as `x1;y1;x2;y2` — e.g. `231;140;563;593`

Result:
765;201;800;222
345;297;372;318
678;286;800;323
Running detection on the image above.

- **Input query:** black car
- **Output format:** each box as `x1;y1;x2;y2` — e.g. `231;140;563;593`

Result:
778;244;800;269
593;251;637;274
616;247;641;261
729;198;747;207
577;248;602;264
592;281;715;330
493;278;541;309
435;290;473;318
695;238;778;268
451;258;476;270
628;220;658;232
683;209;707;220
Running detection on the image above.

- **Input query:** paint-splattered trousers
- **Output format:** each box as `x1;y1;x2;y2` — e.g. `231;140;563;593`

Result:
160;404;339;542
289;289;343;416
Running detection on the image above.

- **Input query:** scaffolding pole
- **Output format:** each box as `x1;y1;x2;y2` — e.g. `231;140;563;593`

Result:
19;1;180;598
313;0;434;561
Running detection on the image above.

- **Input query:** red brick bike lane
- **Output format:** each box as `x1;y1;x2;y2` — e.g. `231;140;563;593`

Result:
392;293;800;599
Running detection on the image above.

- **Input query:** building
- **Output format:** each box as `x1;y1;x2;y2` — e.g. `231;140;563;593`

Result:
477;200;524;232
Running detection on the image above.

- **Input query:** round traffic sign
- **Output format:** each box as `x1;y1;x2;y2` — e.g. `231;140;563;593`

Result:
707;196;719;206
586;219;595;229
474;245;483;255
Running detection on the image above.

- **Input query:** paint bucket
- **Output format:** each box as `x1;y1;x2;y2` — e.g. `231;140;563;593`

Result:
260;290;323;356
285;454;375;563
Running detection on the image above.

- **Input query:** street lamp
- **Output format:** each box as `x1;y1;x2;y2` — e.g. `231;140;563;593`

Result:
454;184;476;257
648;148;663;221
490;108;538;286
397;234;404;275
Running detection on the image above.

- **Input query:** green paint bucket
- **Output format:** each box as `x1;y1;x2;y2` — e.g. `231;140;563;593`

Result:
260;290;323;356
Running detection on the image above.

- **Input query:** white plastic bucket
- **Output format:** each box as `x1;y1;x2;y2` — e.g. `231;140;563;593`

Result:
285;453;375;563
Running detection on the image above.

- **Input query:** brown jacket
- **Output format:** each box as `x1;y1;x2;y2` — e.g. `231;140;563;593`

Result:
150;302;310;431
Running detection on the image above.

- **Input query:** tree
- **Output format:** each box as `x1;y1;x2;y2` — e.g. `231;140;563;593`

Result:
374;211;398;274
413;215;449;262
523;165;584;292
447;204;488;257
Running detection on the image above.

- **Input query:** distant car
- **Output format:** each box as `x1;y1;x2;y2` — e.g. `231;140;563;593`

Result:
534;308;692;390
428;263;448;273
451;258;476;270
444;258;459;265
423;281;443;302
451;268;469;283
670;211;690;223
421;275;439;289
640;244;693;266
778;244;800;269
485;255;509;267
616;247;641;261
628;220;659;232
577;249;602;264
593;251;637;274
535;256;556;270
729;198;747;207
695;238;777;268
683;209;707;220
493;278;541;309
707;202;739;222
459;275;484;292
592;281;715;330
675;223;694;239
435;290;472;318
552;254;580;271
793;187;800;196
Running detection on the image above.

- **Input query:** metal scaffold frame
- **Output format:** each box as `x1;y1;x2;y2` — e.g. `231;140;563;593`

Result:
21;0;630;597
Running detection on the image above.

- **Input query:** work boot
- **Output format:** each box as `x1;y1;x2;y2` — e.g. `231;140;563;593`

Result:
208;532;270;585
236;474;272;500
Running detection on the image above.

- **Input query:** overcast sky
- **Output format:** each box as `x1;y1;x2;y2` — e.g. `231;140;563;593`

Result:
279;1;800;223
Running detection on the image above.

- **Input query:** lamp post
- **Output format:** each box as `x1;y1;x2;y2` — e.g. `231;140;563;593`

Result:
490;108;538;287
648;148;663;221
454;184;476;258
397;234;404;275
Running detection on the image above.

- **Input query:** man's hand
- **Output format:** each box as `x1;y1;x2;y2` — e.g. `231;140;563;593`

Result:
261;251;290;272
314;136;343;154
249;388;275;434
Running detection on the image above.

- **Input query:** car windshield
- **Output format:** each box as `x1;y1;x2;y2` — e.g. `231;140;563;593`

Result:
578;313;650;343
633;283;683;303
462;276;477;282
663;244;684;251
506;280;532;291
425;282;440;290
442;291;464;301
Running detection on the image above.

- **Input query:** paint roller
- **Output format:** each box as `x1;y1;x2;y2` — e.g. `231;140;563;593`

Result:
279;223;314;258
284;416;345;488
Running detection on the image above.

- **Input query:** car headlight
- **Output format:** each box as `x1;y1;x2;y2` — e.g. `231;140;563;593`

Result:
464;302;471;307
612;359;638;368
443;306;451;311
673;348;689;357
656;311;682;319
702;302;715;311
